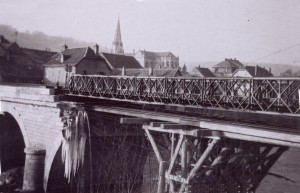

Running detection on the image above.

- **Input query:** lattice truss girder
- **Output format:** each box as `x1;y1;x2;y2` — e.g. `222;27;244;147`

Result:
65;76;300;114
144;128;288;193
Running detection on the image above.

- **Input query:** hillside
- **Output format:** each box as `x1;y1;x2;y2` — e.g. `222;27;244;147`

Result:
0;24;109;52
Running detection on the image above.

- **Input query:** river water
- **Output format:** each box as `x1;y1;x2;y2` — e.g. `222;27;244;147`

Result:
142;148;300;193
257;147;300;193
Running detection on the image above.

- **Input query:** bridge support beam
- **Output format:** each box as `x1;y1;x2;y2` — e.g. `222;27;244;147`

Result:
23;147;46;192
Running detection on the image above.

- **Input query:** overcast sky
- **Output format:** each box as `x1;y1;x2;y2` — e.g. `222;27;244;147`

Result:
1;0;300;65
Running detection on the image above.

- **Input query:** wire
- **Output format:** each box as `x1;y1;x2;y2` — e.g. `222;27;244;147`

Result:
249;42;300;63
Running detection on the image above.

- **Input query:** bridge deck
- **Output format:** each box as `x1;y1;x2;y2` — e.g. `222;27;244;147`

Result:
86;103;300;148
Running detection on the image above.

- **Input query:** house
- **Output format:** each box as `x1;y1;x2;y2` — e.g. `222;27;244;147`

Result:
101;52;142;70
0;35;55;83
232;65;273;77
190;66;215;78
133;50;179;69
44;45;112;87
115;67;181;77
213;58;244;77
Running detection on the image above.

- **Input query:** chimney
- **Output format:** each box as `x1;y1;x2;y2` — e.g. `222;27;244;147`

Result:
121;66;126;76
255;65;258;76
95;44;99;56
269;67;271;73
63;44;68;50
60;53;64;63
149;66;153;76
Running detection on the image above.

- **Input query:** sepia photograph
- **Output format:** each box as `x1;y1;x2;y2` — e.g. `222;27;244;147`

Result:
0;0;300;192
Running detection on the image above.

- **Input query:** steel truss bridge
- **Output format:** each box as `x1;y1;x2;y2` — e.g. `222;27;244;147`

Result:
64;75;300;115
61;75;300;193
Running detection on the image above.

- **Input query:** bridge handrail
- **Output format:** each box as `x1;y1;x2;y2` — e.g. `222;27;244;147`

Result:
68;74;300;81
64;74;300;115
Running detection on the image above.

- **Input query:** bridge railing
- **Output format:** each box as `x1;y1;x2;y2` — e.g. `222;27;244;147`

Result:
64;75;300;114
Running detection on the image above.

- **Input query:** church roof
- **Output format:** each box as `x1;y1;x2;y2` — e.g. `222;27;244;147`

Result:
101;52;142;69
138;50;177;58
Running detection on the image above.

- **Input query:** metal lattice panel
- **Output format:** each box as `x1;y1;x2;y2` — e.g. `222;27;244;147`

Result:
64;75;300;115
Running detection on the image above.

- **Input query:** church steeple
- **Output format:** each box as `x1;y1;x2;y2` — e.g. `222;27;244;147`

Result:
112;18;124;54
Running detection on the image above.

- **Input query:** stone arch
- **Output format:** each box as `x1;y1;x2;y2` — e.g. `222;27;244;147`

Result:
0;107;28;174
1;106;30;147
43;132;63;192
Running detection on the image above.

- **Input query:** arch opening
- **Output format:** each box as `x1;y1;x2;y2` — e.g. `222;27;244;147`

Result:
0;112;26;188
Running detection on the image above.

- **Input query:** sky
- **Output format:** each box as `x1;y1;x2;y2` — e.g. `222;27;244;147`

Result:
1;0;300;65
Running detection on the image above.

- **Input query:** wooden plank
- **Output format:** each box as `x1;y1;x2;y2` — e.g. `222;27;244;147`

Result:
120;117;149;124
161;124;189;130
143;124;220;138
150;122;167;127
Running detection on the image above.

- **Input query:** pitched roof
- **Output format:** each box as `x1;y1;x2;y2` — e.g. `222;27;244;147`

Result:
245;66;273;77
213;58;244;69
101;52;142;69
22;48;57;65
193;67;215;77
114;68;181;77
45;47;103;66
232;66;273;77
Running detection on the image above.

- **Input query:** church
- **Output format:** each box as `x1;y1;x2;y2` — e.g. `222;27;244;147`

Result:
112;19;180;70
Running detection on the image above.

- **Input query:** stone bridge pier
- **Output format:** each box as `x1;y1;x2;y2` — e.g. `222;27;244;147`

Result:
0;85;67;192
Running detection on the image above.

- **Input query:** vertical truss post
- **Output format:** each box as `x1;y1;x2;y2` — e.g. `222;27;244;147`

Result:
179;138;219;193
167;134;184;192
181;137;188;178
157;161;167;193
171;133;175;158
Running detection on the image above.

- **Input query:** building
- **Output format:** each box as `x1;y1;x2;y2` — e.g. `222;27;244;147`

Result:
115;67;181;77
232;65;273;77
44;45;112;87
181;64;187;73
213;58;244;77
101;52;142;70
112;18;124;54
133;50;179;69
190;66;215;78
0;35;56;83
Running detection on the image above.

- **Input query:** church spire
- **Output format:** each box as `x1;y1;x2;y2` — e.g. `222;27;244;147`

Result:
112;18;124;54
